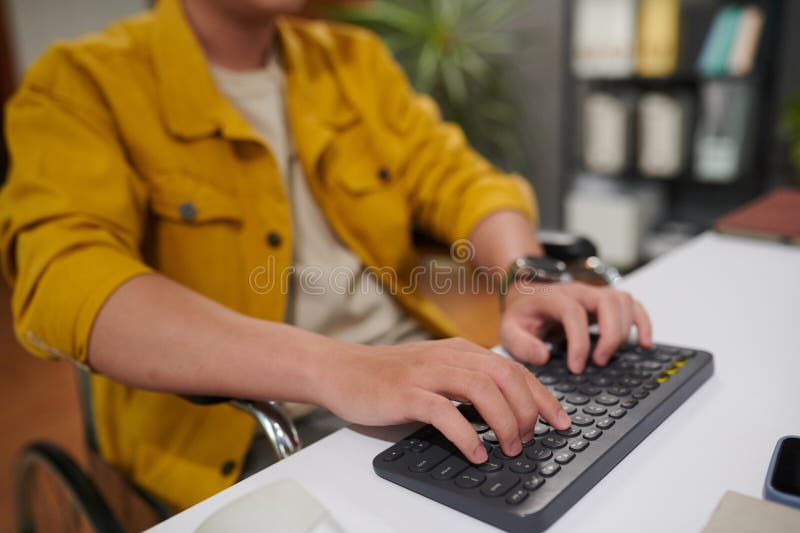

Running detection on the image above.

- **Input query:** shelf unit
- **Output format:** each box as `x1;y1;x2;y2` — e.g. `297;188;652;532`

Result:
562;0;785;240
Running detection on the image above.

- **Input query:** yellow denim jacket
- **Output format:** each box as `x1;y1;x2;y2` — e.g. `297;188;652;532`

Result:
0;0;536;510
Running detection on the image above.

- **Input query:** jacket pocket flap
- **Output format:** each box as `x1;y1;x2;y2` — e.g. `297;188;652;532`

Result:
149;174;242;224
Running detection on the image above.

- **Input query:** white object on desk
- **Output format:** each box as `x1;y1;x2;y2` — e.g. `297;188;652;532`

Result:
194;479;343;533
150;233;800;533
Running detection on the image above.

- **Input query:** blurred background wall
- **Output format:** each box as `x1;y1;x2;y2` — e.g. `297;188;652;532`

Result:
6;0;146;77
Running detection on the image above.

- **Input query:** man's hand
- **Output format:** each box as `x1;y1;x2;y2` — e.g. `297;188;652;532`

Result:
321;338;572;463
500;282;653;374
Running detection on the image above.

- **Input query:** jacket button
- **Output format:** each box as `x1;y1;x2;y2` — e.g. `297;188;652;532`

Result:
266;231;282;248
220;460;236;477
178;201;197;222
377;167;391;182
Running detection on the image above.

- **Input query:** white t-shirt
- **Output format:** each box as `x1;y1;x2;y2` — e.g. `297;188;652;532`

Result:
210;58;429;347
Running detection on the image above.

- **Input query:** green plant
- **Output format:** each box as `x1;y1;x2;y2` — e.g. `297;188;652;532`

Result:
782;95;800;180
332;0;532;168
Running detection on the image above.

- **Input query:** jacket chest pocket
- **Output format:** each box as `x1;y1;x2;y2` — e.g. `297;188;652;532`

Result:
320;123;400;196
317;126;413;267
145;173;247;305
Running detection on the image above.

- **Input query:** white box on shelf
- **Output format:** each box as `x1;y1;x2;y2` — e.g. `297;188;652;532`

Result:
565;176;667;269
573;0;638;78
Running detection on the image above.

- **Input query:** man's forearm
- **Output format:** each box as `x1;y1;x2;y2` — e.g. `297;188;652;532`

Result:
468;210;543;273
88;273;341;404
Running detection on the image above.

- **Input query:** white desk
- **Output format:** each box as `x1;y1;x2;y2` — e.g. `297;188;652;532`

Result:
150;233;800;532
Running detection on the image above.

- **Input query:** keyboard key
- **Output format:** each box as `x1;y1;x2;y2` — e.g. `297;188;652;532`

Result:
431;456;468;480
554;383;576;393
538;374;558;385
561;403;578;415
607;386;630;396
541;434;567;449
556;426;581;438
455;469;486;488
554;451;575;464
597;417;615;430
493;447;521;461
566;395;590;405
641;361;662;371
596;395;619;406
566;374;588;384
480;473;518;497
506;488;529;505
620;352;642;362
628;370;652;380
571;414;594;426
381;449;405;462
578;385;602;396
482;430;499;443
620;399;638;409
583;428;602;440
632;389;649;399
643;379;660;390
654;353;673;363
539;463;561;477
619;377;641;387
510;459;537;474
534;423;549;436
609;408;626;419
522;475;545;491
409;447;449;472
478;460;504;472
526;446;553;461
590;376;613;387
569;439;590;452
400;438;419;450
583;405;607;416
410;440;431;453
470;421;489;433
614;361;635;371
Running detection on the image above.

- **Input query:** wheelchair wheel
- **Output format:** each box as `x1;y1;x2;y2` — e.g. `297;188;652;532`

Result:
16;441;122;533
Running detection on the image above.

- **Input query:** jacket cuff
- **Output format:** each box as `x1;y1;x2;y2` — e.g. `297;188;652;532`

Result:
453;175;539;243
17;247;153;365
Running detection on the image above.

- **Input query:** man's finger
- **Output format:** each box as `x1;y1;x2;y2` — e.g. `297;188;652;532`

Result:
501;318;551;365
632;299;653;347
411;390;487;463
592;292;624;366
524;372;571;430
556;298;591;373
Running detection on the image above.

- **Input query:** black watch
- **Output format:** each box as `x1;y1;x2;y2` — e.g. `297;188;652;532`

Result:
501;256;572;297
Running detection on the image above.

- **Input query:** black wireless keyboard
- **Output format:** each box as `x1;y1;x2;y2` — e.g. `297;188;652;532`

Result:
373;342;714;532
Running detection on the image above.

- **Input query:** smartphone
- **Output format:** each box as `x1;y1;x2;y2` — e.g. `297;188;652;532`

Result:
764;436;800;509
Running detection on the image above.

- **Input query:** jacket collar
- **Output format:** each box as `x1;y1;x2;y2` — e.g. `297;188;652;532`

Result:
151;0;357;143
